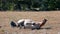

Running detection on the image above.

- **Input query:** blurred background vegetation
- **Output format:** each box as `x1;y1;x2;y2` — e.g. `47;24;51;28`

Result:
0;0;60;11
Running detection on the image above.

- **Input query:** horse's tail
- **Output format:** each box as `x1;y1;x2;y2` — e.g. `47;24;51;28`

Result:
10;21;17;27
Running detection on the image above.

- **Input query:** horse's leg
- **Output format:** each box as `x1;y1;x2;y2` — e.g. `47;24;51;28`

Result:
24;26;26;29
40;19;47;27
19;25;22;29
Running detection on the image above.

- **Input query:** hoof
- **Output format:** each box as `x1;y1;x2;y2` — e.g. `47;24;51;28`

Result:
31;28;35;30
36;28;40;30
24;26;26;29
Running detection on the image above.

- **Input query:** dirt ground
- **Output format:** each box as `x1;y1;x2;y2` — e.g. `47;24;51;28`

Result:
0;11;60;34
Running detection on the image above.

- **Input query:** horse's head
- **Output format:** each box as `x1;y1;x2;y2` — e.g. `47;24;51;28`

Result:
10;21;17;27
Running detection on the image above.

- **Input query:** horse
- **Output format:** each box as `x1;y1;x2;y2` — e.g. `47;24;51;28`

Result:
10;19;47;30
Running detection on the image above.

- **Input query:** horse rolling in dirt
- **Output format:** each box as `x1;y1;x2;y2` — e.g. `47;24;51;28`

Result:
10;19;47;30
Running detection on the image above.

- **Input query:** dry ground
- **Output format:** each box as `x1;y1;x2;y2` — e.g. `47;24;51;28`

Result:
0;11;60;34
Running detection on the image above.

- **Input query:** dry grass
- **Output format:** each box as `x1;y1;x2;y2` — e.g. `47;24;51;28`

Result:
0;11;60;34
